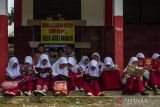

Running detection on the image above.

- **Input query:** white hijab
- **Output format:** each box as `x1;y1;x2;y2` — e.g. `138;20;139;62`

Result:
52;57;68;76
136;53;145;59
92;52;104;71
129;57;138;65
92;52;101;62
104;57;115;68
68;57;78;73
152;53;160;59
78;56;89;73
25;56;33;65
86;60;99;77
36;54;51;78
122;57;139;84
6;57;21;78
36;54;51;68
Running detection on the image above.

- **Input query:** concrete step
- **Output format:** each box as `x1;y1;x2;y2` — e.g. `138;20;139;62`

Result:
0;90;157;96
0;91;160;107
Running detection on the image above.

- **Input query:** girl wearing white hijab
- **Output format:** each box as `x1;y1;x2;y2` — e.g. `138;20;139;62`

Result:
52;57;69;96
20;56;35;96
122;57;148;95
68;57;78;91
152;53;160;60
68;57;78;74
150;53;160;94
136;53;145;59
77;56;90;90
83;60;104;96
104;57;115;69
136;53;152;91
92;52;104;72
52;57;68;77
78;56;89;73
4;57;21;96
100;57;121;90
34;54;52;96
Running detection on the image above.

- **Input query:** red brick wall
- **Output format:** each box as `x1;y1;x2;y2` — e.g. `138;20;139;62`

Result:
14;26;160;67
80;26;114;61
124;25;160;66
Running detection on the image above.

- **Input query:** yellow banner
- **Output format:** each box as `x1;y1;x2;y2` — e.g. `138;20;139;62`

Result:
41;20;75;44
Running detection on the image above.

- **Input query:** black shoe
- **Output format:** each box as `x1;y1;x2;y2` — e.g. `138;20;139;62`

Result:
141;91;149;96
16;90;23;96
145;86;153;91
122;91;127;95
33;90;39;96
154;88;160;95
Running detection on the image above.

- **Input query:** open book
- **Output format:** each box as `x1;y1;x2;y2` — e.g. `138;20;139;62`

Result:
143;58;152;70
124;65;144;77
20;64;34;74
35;67;52;73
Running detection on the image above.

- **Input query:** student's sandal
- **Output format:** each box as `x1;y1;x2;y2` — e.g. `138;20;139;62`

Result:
141;91;149;96
16;90;23;96
54;91;61;96
24;90;32;96
33;90;39;96
86;92;93;96
9;92;16;96
98;92;105;96
38;90;46;96
4;91;10;96
61;91;67;96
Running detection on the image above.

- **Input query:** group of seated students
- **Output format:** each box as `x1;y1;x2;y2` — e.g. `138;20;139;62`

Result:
2;44;160;96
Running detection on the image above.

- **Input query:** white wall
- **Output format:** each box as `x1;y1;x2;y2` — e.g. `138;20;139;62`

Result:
0;0;7;15
81;0;105;26
113;0;123;16
22;0;33;26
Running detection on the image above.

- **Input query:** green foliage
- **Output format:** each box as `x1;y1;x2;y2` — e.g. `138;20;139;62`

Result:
8;7;14;25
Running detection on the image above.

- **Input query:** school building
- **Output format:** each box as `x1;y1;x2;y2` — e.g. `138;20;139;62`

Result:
1;0;160;83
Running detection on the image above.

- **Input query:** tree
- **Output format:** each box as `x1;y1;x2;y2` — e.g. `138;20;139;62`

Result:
8;7;14;25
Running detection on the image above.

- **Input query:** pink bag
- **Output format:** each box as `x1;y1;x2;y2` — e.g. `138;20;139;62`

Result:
1;81;19;90
53;81;67;92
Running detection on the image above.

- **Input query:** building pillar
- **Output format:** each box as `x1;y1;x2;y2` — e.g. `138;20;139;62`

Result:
113;0;123;70
0;0;8;83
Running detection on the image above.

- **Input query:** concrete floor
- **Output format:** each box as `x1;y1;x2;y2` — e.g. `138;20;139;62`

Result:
0;91;160;107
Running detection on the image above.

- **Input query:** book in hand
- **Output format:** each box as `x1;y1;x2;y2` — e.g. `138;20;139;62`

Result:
143;58;152;70
124;65;144;77
1;77;37;90
83;74;91;80
53;81;67;92
20;64;34;74
35;67;52;73
1;81;19;90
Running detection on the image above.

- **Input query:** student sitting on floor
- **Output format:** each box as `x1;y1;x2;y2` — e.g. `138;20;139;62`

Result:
100;57;121;90
149;53;160;94
2;57;22;96
92;52;104;72
83;60;104;96
136;53;152;90
20;56;36;96
68;57;83;91
122;57;149;95
77;56;90;90
52;57;69;96
34;54;52;96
